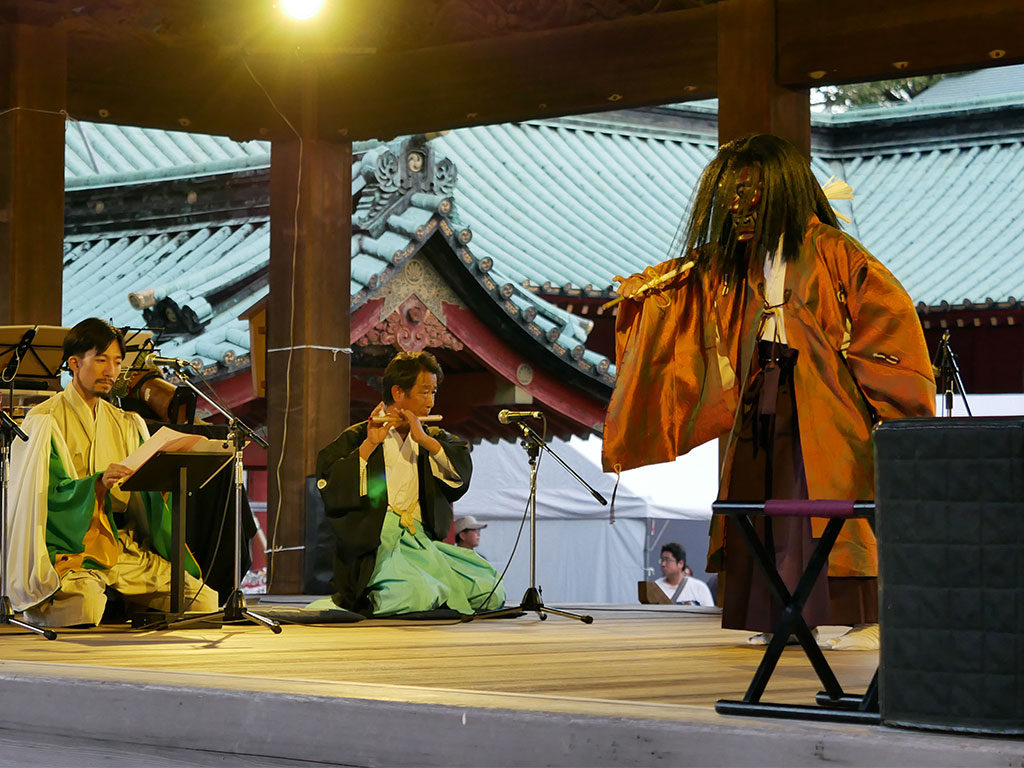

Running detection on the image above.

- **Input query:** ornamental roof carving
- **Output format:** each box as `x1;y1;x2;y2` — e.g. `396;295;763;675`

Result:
354;137;458;239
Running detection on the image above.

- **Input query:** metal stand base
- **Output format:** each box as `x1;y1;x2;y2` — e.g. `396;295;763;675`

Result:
475;586;593;624
0;595;56;640
711;502;879;724
715;699;881;725
160;589;281;633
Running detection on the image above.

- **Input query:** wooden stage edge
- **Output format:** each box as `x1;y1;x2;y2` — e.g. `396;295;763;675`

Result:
0;605;1020;767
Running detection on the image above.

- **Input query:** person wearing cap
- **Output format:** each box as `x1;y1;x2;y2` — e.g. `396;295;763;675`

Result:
7;318;219;627
315;351;505;616
453;515;487;551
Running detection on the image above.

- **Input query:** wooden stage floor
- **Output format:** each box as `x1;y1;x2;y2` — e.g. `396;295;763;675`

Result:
0;604;1020;767
0;605;868;711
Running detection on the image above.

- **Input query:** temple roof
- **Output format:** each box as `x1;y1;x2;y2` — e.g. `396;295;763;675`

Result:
65;122;271;189
61;89;1024;377
910;63;1024;107
62;136;610;389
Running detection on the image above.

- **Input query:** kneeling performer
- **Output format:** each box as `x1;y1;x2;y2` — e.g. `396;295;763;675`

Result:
315;351;505;616
8;319;219;627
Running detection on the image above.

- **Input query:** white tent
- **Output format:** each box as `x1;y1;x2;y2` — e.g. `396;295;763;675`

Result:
454;394;1024;605
454;436;719;604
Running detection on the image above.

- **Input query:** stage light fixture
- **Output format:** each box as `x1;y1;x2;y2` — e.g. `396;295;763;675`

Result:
280;0;325;21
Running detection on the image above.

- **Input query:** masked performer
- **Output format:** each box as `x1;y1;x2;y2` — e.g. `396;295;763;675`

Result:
603;135;935;646
7;319;218;626
315;351;505;616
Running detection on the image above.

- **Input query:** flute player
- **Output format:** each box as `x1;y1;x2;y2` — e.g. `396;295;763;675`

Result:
313;351;505;616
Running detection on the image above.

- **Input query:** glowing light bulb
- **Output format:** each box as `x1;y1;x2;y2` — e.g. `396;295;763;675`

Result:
280;0;325;21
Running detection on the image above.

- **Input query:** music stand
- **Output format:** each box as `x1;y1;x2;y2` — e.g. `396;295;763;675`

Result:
472;422;603;623
0;325;66;409
110;328;155;394
122;451;232;627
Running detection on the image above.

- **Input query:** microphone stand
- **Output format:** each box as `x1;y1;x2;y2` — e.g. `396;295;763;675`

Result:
935;330;972;417
1;410;57;640
159;364;280;634
474;420;605;624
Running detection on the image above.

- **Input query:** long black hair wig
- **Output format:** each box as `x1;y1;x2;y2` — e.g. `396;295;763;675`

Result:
681;134;839;283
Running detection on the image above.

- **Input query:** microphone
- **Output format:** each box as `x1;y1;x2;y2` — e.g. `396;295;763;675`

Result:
110;351;192;399
1;410;28;442
139;351;195;370
497;409;543;424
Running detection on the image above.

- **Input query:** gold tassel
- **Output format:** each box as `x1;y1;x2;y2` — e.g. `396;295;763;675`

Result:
822;175;854;224
610;463;623;524
602;260;695;310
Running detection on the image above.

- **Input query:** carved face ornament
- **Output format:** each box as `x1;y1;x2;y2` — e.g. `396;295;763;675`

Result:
728;163;764;243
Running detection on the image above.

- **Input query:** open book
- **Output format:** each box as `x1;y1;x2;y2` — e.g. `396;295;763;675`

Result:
119;426;232;477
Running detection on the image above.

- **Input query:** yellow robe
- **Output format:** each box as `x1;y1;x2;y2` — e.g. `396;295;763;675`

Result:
7;384;183;611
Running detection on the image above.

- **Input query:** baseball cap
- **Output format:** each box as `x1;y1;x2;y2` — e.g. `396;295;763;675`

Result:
453;515;487;535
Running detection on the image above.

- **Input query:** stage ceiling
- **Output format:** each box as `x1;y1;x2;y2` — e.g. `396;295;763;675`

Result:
3;0;1023;143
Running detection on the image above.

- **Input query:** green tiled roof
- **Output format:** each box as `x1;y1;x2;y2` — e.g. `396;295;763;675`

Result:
63;220;269;371
62;137;606;378
838;143;1024;307
432;121;717;291
911;64;1024;107
65;122;270;189
61;90;1024;375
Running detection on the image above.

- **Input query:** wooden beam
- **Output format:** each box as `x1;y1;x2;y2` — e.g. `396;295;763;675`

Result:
0;22;66;325
19;0;1024;143
64;40;296;142
61;6;718;142
266;69;352;591
317;7;717;141
778;0;1024;88
716;0;809;153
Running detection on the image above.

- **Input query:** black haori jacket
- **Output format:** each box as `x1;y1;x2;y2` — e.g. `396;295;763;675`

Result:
315;421;472;613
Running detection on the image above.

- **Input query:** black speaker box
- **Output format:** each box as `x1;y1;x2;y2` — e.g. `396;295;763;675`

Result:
875;416;1024;735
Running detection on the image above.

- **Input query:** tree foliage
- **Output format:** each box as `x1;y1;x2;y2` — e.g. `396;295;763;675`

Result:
812;75;946;112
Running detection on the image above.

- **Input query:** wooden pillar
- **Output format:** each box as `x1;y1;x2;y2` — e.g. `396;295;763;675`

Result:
716;0;810;156
0;22;66;325
266;132;352;592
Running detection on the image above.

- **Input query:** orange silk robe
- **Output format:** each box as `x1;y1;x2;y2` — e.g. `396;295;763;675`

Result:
603;217;936;577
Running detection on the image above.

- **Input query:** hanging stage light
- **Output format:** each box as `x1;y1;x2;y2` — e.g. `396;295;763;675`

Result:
279;0;325;21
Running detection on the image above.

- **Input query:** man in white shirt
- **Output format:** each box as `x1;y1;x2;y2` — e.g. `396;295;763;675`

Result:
315;352;504;616
655;542;714;606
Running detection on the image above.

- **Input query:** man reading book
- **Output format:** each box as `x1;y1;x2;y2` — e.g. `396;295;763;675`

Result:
7;318;218;627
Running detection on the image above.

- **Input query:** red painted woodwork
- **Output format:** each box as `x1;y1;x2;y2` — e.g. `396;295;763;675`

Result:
442;302;606;431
